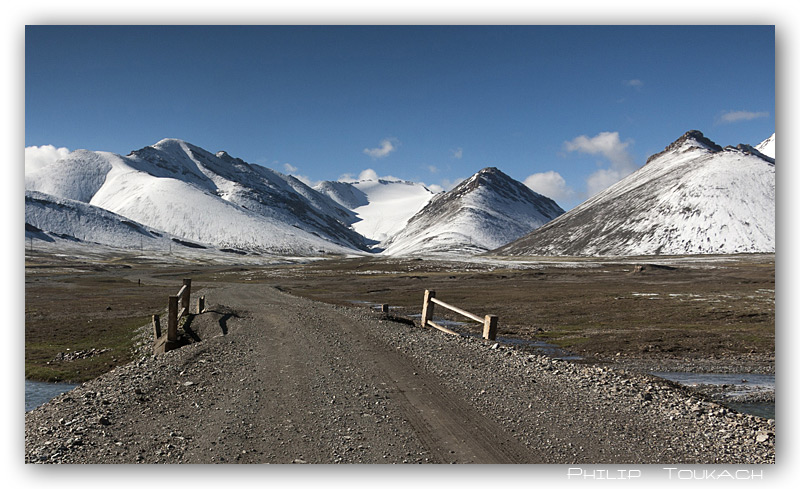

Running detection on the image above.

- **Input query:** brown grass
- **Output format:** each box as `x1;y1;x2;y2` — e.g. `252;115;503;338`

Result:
25;251;774;381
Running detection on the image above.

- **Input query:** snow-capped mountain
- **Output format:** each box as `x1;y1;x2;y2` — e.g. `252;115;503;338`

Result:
380;167;565;256
495;131;775;257
314;178;438;246
25;139;369;255
26;190;176;250
756;133;775;159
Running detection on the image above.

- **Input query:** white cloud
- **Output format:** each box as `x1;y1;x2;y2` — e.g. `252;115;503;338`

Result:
564;131;634;168
358;168;380;181
283;162;298;173
363;138;398;159
717;110;770;124
338;168;401;183
623;79;643;90
427;165;439;174
564;131;638;197
452;147;463;159
523;171;574;201
25;145;70;174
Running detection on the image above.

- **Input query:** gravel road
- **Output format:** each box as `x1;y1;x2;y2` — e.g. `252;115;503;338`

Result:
25;283;775;464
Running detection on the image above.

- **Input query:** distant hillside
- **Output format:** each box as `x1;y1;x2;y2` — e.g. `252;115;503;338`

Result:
495;131;775;256
382;167;565;256
25;139;369;256
25;190;173;250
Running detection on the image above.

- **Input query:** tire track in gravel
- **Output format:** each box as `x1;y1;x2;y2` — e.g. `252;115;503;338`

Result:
205;283;536;463
364;346;536;463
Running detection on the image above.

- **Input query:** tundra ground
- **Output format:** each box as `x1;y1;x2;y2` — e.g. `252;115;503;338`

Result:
25;251;774;383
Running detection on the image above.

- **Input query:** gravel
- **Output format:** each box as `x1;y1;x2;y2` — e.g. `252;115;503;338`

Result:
357;310;775;463
25;284;775;464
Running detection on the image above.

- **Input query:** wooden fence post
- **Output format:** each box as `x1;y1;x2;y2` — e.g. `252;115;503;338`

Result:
152;314;161;339
181;279;192;312
197;295;205;314
168;295;179;342
483;315;498;341
421;290;435;327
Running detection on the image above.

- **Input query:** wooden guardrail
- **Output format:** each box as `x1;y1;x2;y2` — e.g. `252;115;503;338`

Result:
152;279;205;354
420;289;498;340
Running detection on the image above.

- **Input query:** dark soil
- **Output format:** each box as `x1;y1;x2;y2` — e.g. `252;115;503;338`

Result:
264;254;775;374
25;252;774;383
25;260;176;382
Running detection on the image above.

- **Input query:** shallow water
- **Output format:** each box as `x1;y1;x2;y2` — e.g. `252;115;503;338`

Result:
724;402;775;420
26;380;79;412
649;372;774;419
408;313;582;360
649;372;774;389
350;300;395;312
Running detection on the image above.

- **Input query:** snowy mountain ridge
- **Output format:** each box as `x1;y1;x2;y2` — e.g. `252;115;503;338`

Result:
496;131;775;257
26;139;369;256
755;133;775;159
25;190;175;250
25;132;775;258
314;178;438;247
381;167;565;256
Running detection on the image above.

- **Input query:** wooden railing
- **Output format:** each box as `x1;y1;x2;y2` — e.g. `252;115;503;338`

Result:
169;279;193;339
153;279;205;353
420;289;498;340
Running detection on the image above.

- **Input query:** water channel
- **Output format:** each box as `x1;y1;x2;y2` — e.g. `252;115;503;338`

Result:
648;372;775;419
26;380;79;412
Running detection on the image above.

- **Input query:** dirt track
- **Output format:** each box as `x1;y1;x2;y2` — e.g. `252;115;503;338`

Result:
25;282;775;464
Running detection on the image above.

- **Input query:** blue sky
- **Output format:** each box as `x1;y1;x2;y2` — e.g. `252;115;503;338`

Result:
25;25;774;209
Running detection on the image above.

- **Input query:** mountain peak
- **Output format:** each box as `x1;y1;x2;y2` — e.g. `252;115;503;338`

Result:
381;167;564;256
152;138;189;149
646;130;723;164
460;167;515;191
675;130;722;151
127;138;189;157
755;133;775;159
498;130;774;257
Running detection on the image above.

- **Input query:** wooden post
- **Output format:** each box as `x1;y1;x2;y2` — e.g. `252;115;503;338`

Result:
197;295;205;314
152;314;161;339
381;304;389;313
168;295;179;342
421;290;435;327
483;315;498;341
181;279;192;312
